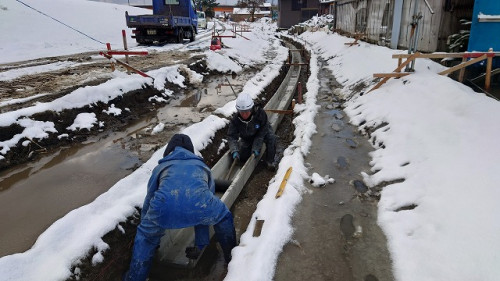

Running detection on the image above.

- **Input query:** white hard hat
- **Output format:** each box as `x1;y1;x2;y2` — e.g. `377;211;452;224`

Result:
235;93;254;111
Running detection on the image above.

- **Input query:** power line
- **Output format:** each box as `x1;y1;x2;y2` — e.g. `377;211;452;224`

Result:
15;0;106;45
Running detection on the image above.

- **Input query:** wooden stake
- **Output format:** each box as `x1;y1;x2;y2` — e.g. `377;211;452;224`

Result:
458;56;467;82
485;48;493;91
368;52;420;93
253;219;265;237
122;30;129;66
275;167;292;198
106;43;115;72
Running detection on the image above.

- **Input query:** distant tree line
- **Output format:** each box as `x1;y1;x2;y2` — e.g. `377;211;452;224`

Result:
194;0;218;17
237;0;265;22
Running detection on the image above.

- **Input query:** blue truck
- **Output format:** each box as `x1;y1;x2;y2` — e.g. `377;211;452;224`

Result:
125;0;198;44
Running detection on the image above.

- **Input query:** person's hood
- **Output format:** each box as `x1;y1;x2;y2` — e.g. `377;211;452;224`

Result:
159;146;202;164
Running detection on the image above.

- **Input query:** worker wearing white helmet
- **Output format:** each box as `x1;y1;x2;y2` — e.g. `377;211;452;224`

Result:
227;92;277;170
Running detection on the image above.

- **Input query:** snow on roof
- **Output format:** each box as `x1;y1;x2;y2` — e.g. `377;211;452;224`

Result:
233;8;271;15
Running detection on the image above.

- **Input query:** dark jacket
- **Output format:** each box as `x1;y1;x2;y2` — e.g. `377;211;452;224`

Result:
227;105;270;153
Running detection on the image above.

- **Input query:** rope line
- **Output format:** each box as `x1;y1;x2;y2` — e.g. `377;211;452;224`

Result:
15;0;106;45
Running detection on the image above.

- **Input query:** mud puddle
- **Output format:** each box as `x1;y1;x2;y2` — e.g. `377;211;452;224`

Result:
0;121;148;257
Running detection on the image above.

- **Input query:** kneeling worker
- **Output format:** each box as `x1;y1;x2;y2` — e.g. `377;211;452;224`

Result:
124;134;237;281
228;92;277;170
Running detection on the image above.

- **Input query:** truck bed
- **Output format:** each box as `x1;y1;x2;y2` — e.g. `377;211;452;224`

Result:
126;13;194;28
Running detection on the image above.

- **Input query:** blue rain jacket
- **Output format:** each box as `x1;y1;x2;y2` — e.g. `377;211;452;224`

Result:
124;146;236;281
141;146;230;230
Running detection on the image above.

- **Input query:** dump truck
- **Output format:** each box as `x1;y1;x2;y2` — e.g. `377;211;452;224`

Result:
125;0;198;44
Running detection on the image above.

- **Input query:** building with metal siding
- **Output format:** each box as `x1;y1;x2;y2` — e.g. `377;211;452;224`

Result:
333;0;474;52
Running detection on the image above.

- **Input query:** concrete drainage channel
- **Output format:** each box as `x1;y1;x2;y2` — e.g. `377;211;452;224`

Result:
147;39;306;280
58;39;307;281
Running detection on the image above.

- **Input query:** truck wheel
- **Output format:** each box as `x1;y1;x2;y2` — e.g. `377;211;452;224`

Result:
190;27;195;42
177;29;183;43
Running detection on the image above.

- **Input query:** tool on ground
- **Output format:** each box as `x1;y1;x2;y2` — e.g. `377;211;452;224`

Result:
276;167;292;198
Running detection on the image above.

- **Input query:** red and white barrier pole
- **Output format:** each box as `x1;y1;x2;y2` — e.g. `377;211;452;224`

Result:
106;43;115;72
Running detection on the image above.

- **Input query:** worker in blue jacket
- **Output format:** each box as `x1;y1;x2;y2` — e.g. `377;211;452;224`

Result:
124;134;237;281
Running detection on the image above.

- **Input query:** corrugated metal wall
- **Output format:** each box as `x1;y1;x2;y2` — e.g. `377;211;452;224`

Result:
335;0;474;52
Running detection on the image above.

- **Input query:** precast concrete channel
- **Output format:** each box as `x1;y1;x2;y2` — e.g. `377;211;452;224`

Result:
148;39;305;280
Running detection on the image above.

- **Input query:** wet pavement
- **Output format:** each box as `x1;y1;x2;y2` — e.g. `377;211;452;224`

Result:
274;62;394;280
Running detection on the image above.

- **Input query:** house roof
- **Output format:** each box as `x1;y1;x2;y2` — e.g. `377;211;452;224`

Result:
233;7;271;15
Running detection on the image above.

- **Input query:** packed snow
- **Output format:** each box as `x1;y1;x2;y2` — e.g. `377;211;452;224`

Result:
1;1;500;281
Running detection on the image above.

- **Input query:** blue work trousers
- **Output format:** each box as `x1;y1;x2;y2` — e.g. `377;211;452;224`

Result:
123;211;236;281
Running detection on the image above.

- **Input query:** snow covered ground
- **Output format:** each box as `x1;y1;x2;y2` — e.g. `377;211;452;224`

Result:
1;1;500;281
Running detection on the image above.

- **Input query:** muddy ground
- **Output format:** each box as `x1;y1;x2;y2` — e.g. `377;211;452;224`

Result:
0;36;307;280
62;40;306;281
0;37;321;280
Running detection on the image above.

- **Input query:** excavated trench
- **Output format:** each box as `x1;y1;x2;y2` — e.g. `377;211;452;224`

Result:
2;37;394;281
0;67;265;258
0;36;307;281
64;39;306;281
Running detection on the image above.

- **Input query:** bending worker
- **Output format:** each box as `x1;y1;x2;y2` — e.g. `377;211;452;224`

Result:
124;134;237;281
228;92;277;170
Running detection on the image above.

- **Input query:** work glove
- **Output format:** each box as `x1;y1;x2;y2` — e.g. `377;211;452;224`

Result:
253;150;260;157
232;151;240;160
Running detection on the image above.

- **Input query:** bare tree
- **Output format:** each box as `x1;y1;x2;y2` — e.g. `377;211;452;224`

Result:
237;0;265;22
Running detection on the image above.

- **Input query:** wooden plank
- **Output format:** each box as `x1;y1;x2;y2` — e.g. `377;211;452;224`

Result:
368;52;420;93
438;55;487;76
393;52;500;59
458;56;467;82
393;52;421;72
253;220;265;237
106;51;148;56
275;167;293;198
373;73;411;78
485;49;493;91
344;40;359;46
99;52;152;78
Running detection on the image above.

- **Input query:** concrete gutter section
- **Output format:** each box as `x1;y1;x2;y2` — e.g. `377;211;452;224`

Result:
154;40;303;268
